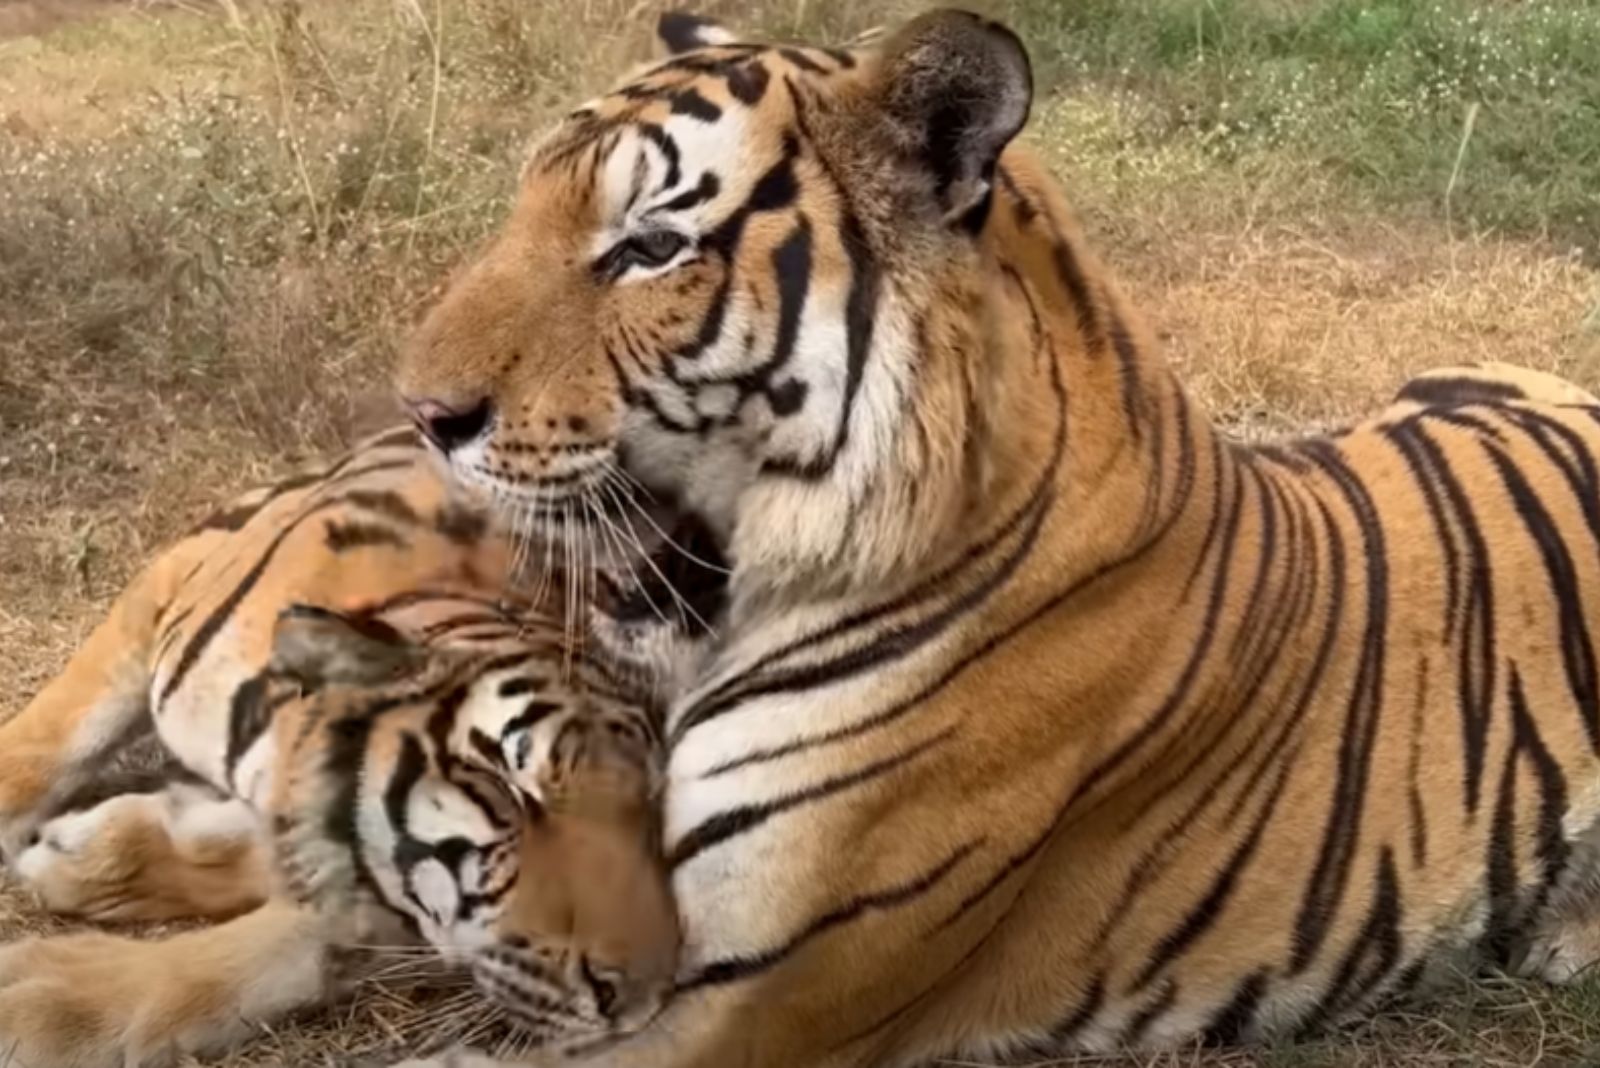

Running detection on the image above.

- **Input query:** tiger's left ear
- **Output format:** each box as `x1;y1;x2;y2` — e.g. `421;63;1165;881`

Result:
655;10;738;56
873;9;1032;230
269;605;425;689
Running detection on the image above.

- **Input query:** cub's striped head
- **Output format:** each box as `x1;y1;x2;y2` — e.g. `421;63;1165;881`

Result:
399;8;1032;598
268;605;677;1049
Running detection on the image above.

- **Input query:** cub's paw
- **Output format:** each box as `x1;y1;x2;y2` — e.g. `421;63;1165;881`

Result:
0;921;322;1068
13;786;267;922
0;932;193;1068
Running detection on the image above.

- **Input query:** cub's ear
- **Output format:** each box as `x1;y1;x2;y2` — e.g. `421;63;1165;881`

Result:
655;10;738;56
873;8;1032;229
269;605;424;688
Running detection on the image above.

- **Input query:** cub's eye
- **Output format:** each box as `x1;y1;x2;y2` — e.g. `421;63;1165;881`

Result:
601;229;689;278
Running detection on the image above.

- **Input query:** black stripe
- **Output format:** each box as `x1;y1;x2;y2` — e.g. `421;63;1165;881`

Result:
1092;473;1318;953
778;47;826;74
1107;303;1145;442
189;471;321;534
224;672;273;784
759;209;879;480
1300;847;1403;1032
343;488;420;525
1133;740;1297;990
677;839;978;991
1502;408;1600;565
655;171;720;215
1223;489;1337;828
1042;216;1100;347
505;699;564;737
1123;980;1178;1045
1291;441;1390;975
668;87;721;122
1405;658;1431;867
1509;665;1571;906
470;727;506;770
1396;374;1524;408
1482;696;1522;966
324;519;409;552
434;500;488;544
1383;422;1463;641
1486;439;1600;751
498;676;543;698
1386;418;1496;812
1045;974;1105;1047
1069;433;1247;812
321;715;385;903
637;123;681;193
1202;970;1267;1045
668;727;954;871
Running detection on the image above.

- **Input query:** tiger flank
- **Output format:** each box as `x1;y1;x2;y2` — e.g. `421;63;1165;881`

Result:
0;427;720;1067
387;8;1600;1068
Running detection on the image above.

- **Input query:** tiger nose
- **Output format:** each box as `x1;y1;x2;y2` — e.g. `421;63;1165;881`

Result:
406;397;493;453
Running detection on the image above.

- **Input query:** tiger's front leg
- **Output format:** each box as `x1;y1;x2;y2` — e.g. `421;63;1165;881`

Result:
0;544;206;861
0;898;336;1068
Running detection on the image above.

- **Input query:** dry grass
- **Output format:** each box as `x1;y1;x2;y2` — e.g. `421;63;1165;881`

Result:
2;1;1599;1065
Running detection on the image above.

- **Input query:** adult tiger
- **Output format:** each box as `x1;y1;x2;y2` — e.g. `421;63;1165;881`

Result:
0;428;708;1067
388;8;1600;1066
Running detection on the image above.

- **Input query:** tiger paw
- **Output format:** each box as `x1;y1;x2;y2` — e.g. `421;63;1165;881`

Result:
0;917;326;1068
12;785;268;922
0;932;197;1068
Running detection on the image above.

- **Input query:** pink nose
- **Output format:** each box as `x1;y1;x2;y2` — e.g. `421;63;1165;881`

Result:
405;397;492;453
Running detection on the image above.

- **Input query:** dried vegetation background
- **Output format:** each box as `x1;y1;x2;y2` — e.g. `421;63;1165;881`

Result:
1;0;1598;1064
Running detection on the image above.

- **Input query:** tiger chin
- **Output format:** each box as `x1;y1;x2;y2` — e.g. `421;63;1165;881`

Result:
0;427;726;1068
389;6;1600;1068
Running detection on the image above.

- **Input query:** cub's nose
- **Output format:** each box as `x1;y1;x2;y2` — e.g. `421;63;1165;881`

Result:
406;397;493;453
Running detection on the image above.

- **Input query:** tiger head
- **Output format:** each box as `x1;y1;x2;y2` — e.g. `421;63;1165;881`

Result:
267;605;678;1050
398;8;1034;603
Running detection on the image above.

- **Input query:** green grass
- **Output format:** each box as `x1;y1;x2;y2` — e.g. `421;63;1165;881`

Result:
1008;0;1600;258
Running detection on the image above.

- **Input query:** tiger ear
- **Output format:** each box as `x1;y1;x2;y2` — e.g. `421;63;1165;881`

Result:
872;8;1032;230
269;605;425;688
655;11;739;56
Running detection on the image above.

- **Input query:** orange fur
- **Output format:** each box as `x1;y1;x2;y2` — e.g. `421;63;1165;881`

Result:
387;9;1600;1068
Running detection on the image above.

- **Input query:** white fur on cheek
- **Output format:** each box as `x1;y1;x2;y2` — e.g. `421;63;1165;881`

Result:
409;857;460;929
733;295;918;580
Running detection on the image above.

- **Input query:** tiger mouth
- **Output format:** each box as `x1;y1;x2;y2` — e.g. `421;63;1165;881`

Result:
591;506;728;630
456;455;730;638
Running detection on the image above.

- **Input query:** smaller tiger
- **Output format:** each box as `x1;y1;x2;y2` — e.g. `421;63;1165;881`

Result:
0;427;714;1068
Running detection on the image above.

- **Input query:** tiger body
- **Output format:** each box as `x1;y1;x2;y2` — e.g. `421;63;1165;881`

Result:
380;9;1600;1067
641;165;1600;1059
0;429;685;1067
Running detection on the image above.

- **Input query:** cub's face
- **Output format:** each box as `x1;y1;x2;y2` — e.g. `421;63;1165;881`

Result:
269;607;678;1049
398;9;1033;591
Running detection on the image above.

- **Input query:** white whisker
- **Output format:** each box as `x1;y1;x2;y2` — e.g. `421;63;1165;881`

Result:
598;468;719;638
